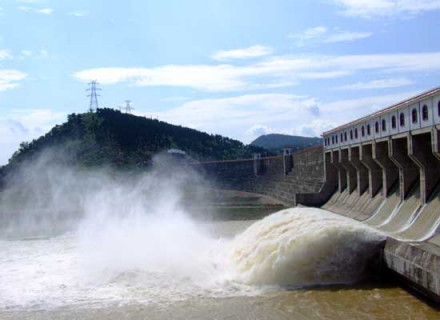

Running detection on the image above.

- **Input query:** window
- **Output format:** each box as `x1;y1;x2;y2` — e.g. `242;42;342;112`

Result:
340;133;343;142
438;101;440;117
332;136;334;144
335;135;338;143
367;124;371;136
391;116;396;129
361;126;365;137
400;113;405;127
375;121;379;133
382;119;386;131
355;128;358;139
344;132;347;141
422;104;429;121
412;108;418;124
350;130;353;140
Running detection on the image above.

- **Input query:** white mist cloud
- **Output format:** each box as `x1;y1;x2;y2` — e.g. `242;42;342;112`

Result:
211;45;273;61
0;70;27;91
288;26;372;46
68;11;89;17
18;6;53;14
333;0;440;18
150;91;418;143
0;109;66;165
74;52;440;92
333;77;414;90
0;50;13;60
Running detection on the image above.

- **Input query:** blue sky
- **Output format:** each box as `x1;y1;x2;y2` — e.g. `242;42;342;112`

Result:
1;0;440;164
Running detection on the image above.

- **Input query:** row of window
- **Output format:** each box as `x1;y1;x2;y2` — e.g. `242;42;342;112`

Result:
325;101;440;147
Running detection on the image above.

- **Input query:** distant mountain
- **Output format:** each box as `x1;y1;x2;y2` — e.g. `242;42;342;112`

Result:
250;134;322;154
2;108;271;172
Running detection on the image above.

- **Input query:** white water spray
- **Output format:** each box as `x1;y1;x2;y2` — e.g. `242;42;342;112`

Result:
0;151;387;309
229;207;386;287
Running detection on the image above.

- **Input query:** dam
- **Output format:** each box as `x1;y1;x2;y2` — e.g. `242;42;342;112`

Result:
196;87;440;303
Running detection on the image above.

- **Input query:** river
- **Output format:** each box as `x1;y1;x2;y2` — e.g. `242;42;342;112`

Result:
0;207;438;320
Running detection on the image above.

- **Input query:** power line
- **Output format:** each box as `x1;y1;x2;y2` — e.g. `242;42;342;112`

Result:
86;80;101;112
123;100;134;114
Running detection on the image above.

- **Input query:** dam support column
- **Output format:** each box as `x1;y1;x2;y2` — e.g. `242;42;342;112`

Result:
324;151;338;189
283;148;293;175
432;127;440;160
360;143;382;197
253;153;263;176
373;140;399;197
389;136;419;200
349;146;369;195
331;149;347;193
340;148;357;193
408;132;440;204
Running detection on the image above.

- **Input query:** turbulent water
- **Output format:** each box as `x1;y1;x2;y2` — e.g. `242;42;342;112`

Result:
0;208;439;319
0;155;438;318
0;206;385;309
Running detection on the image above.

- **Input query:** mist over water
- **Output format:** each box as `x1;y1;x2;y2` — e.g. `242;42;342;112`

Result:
0;151;386;310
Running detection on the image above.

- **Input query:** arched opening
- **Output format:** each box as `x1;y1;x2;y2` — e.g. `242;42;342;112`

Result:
355;128;358;139
367;124;371;136
412;108;418;124
391;115;396;129
350;130;353;140
335;135;338;143
344;132;347;141
375;121;379;133
340;133;343;142
438;101;440;117
422;104;429;121
400;113;405;127
382;119;386;131
361;126;365;137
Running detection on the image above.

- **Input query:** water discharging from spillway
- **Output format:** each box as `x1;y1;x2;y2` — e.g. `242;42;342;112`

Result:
229;208;386;287
0;205;386;310
0;153;405;316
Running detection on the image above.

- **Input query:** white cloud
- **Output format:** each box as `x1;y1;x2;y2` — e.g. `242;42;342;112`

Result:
18;6;53;14
0;70;27;91
21;50;32;57
0;109;66;165
0;50;12;60
74;52;440;92
152;92;416;143
16;0;42;3
68;11;89;17
211;45;273;61
333;0;440;18
147;91;417;143
288;26;372;46
333;77;414;90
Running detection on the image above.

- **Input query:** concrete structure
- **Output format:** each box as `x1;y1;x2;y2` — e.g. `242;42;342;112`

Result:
320;87;440;302
195;87;440;303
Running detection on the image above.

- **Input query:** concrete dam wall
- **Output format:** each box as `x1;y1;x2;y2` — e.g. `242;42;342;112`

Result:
195;146;325;205
195;87;440;303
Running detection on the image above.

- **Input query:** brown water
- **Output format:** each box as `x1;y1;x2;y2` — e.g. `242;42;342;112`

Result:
2;285;438;320
1;213;439;319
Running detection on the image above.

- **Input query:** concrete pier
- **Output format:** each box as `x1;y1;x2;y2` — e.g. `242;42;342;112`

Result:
359;143;382;197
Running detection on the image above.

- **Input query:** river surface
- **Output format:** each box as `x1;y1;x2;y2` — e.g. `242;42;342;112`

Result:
0;208;439;320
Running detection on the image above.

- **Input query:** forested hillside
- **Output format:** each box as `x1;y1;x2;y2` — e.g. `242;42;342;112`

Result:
251;133;322;154
3;108;269;171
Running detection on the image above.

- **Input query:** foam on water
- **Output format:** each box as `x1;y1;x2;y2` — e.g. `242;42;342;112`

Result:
0;206;386;310
229;207;386;287
0;154;387;310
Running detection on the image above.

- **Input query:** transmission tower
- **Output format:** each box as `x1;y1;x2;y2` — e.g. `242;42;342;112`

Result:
87;80;101;112
124;100;134;114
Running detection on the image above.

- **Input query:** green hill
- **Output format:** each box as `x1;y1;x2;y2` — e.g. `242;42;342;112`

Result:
3;108;270;172
251;133;322;154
